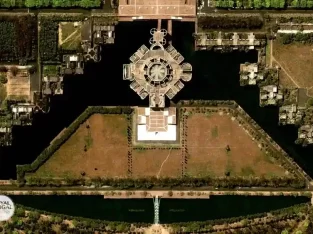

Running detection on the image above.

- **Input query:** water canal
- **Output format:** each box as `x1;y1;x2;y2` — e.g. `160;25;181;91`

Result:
10;195;309;223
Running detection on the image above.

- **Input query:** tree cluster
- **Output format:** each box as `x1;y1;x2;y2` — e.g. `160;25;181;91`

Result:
2;204;136;233
171;203;310;233
0;0;24;8
198;16;263;29
25;0;101;8
279;33;313;44
0;15;37;61
215;0;286;8
290;0;313;8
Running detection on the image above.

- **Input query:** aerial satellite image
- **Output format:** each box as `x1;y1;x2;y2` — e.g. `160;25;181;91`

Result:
1;0;313;233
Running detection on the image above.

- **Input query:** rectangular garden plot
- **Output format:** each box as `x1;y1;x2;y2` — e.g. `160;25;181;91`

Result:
185;112;286;178
132;149;182;178
32;114;129;178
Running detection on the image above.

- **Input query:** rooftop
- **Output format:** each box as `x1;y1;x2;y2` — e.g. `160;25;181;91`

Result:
123;28;192;108
118;0;196;20
137;107;177;141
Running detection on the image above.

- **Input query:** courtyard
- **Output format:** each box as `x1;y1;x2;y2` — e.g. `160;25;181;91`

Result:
58;22;82;51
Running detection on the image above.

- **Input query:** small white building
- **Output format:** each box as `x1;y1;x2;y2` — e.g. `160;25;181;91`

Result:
136;107;177;141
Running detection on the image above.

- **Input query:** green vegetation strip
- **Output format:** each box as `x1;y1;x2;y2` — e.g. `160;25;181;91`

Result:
2;202;309;233
0;0;101;8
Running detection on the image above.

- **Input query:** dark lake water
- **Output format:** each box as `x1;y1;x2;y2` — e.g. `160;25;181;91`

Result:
0;20;312;181
10;195;309;223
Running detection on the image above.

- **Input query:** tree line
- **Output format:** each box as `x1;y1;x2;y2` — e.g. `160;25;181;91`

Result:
214;0;313;8
22;175;306;189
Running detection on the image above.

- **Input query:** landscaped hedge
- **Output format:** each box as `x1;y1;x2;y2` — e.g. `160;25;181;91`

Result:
16;106;133;182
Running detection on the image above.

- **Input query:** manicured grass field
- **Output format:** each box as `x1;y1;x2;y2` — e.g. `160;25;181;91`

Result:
132;149;182;178
185;112;287;178
273;41;313;96
32;114;129;178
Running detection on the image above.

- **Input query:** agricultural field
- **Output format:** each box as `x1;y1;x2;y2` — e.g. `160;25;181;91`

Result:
185;112;287;178
132;149;182;178
272;40;313;98
0;14;37;61
31;114;129;178
58;22;82;51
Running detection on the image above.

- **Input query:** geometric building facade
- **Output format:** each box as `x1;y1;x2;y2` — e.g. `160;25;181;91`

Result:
123;28;192;108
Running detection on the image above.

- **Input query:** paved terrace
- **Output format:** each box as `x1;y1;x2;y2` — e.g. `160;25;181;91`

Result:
118;0;196;21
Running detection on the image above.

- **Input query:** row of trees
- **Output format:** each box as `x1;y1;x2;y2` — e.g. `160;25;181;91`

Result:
215;0;286;8
198;16;263;29
22;175;307;188
215;0;313;8
0;0;101;8
289;0;313;7
0;0;24;8
25;0;101;8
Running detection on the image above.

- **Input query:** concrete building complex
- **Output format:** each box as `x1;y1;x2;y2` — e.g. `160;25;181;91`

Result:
279;104;305;125
136;107;177;141
81;19;115;62
123;28;192;108
124;28;192;141
195;32;265;51
118;0;196;21
11;103;36;126
239;63;264;86
260;85;283;106
298;125;313;145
